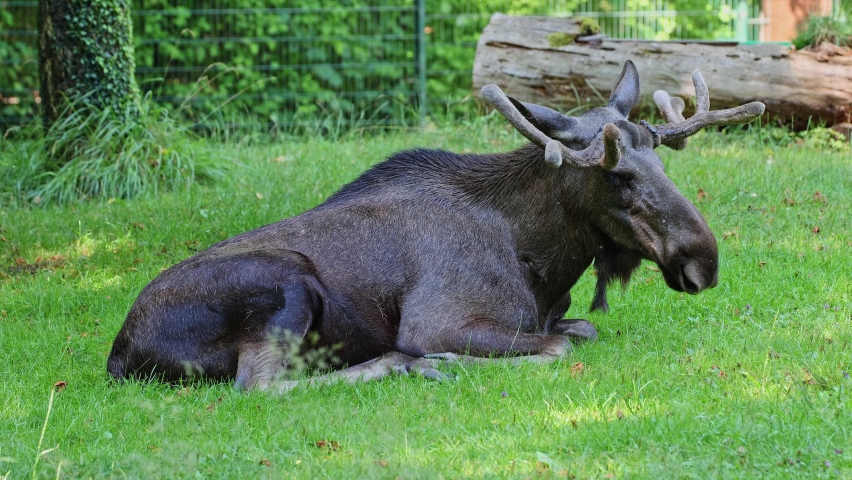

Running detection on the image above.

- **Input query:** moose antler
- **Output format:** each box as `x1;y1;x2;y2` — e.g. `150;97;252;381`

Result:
650;70;765;150
481;84;621;170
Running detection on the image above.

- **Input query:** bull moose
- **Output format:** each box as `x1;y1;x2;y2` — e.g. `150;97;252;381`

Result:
108;61;764;391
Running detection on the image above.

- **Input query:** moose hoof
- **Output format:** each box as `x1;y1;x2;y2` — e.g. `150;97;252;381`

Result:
554;319;598;341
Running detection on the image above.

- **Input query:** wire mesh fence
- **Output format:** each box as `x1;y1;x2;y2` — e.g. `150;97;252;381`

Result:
1;0;764;131
132;2;425;130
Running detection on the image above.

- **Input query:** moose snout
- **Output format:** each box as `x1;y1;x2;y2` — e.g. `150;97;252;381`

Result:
677;258;718;294
655;196;720;295
667;226;719;293
661;256;717;294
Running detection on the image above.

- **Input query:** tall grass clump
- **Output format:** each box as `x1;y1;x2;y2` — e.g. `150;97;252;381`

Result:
793;8;852;49
0;92;228;207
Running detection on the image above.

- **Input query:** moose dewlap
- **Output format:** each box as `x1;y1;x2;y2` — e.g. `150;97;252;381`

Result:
108;61;764;392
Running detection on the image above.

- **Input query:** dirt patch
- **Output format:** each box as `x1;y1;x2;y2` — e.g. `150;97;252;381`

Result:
6;254;69;276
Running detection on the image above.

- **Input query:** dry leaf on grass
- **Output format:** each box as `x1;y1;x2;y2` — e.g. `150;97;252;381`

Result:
569;362;584;377
206;394;225;412
314;440;340;451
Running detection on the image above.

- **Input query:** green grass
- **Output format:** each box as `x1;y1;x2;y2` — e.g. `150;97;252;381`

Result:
1;122;850;478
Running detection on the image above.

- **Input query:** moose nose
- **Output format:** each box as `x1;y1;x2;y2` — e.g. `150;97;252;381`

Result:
680;261;718;294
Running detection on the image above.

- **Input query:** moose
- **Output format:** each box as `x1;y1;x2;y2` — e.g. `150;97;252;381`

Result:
108;61;764;391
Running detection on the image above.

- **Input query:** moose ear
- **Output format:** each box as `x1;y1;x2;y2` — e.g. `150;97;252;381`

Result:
507;96;576;136
607;60;641;117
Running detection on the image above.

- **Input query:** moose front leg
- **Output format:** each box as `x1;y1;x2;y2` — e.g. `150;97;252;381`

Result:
420;322;595;367
397;317;574;362
417;321;588;366
268;352;450;393
550;319;598;341
544;291;598;341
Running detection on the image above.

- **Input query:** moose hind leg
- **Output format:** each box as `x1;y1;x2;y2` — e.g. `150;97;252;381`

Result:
234;278;321;391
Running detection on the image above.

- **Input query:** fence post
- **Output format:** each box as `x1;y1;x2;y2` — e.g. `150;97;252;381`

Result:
416;0;427;124
735;0;749;41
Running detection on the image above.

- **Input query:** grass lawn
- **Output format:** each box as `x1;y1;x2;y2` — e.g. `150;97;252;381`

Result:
1;122;850;478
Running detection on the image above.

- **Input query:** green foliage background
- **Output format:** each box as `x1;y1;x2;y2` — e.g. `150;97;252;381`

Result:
2;0;761;129
0;2;39;124
132;1;421;126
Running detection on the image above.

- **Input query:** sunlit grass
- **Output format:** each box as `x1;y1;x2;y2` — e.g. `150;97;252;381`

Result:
0;123;850;478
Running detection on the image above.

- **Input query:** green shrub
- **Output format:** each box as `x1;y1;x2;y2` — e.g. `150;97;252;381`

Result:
797;126;850;150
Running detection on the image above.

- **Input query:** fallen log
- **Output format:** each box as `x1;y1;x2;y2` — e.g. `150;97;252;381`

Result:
472;13;852;128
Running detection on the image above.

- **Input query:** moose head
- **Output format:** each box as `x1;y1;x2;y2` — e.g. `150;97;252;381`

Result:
482;60;765;311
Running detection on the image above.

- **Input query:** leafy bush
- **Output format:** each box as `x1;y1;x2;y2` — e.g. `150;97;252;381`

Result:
797;126;850;150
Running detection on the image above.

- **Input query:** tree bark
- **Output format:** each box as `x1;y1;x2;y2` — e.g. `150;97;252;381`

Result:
38;0;140;127
473;13;852;129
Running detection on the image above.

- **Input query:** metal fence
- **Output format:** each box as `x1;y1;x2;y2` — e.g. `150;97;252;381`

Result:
1;0;764;131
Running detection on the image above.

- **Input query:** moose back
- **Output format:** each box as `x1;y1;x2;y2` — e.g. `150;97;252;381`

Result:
108;61;764;391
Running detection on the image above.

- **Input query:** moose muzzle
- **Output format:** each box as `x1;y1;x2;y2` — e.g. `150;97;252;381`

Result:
658;205;719;295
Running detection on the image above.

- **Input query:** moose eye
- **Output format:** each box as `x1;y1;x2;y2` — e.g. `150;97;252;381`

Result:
605;172;632;190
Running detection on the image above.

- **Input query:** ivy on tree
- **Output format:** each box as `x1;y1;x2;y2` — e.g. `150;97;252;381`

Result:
38;0;141;126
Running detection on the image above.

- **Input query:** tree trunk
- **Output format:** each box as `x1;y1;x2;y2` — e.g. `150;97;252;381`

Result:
473;13;852;129
38;0;140;127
